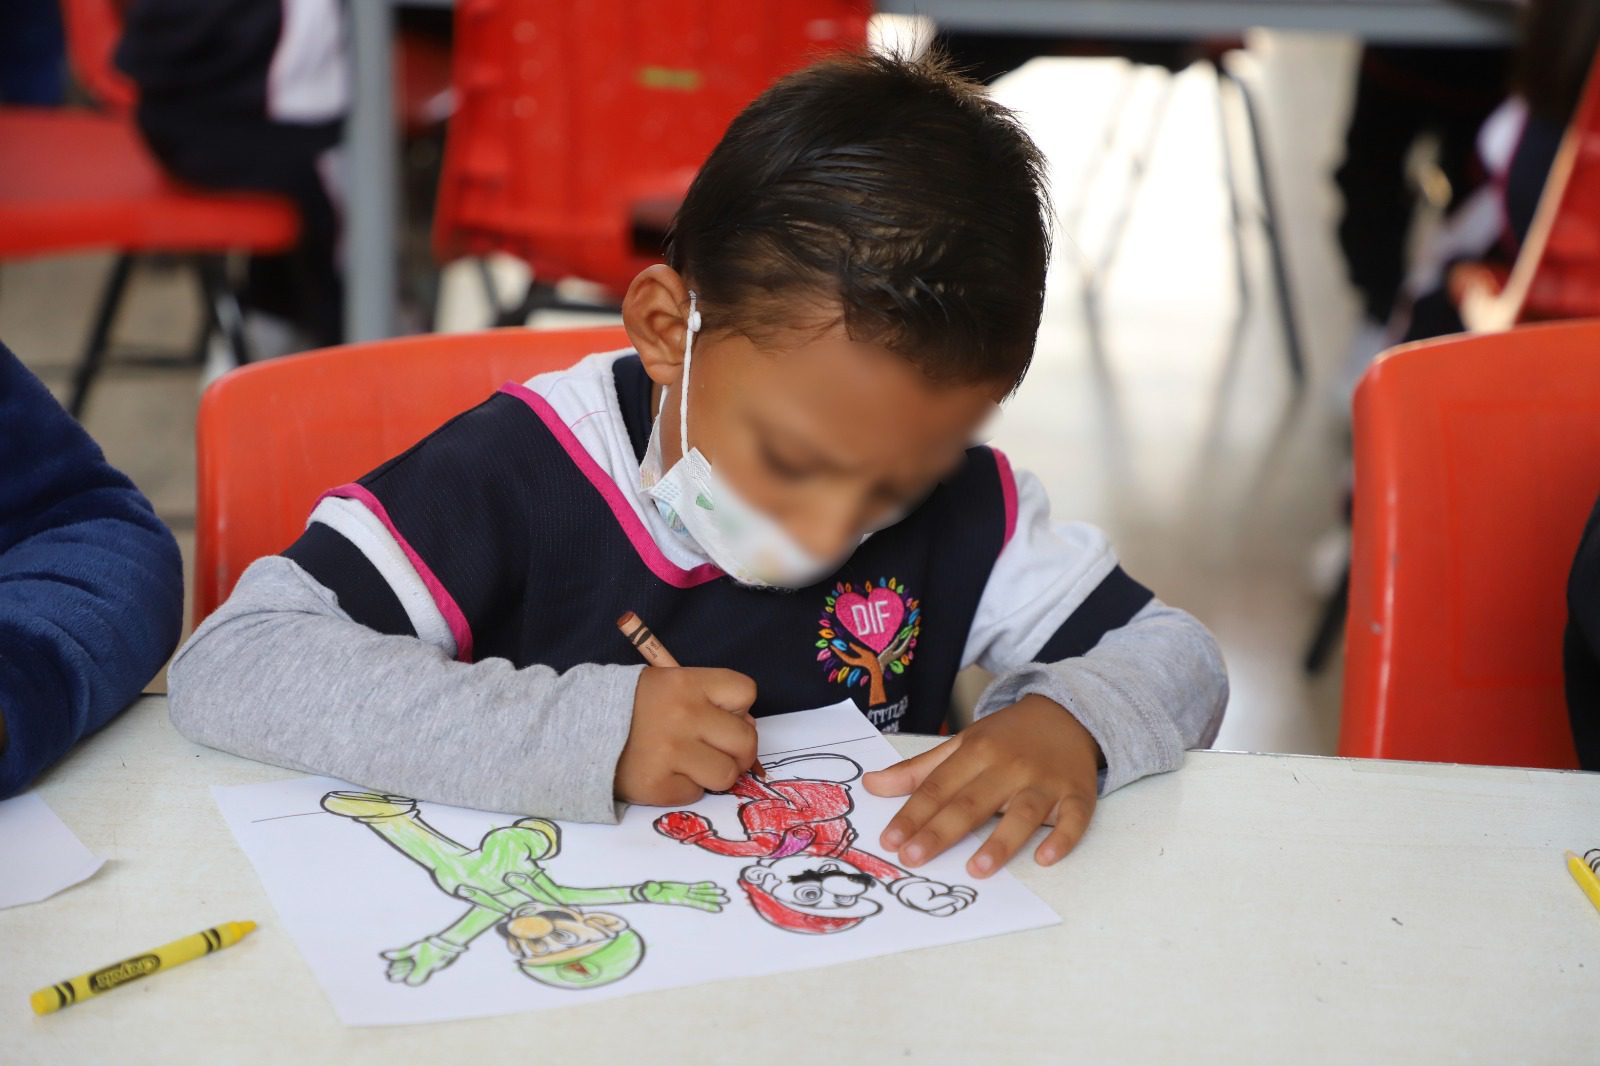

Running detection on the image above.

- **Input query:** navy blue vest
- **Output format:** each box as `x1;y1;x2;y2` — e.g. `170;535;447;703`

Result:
287;355;1145;733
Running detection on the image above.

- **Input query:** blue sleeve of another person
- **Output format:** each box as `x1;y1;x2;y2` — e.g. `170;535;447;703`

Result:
0;342;183;797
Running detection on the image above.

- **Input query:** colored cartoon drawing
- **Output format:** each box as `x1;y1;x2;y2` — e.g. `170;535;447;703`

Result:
817;578;920;706
652;753;975;934
322;792;727;990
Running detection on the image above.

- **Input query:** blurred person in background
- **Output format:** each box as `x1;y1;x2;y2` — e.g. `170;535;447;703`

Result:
116;0;350;365
0;0;66;105
1332;43;1510;385
1389;0;1600;345
1338;0;1600;387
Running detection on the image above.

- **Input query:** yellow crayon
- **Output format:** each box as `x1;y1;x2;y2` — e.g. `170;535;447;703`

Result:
30;920;257;1015
1567;851;1600;917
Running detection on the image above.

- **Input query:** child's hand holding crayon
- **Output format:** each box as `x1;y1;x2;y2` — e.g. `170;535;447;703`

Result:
615;667;760;806
863;695;1101;879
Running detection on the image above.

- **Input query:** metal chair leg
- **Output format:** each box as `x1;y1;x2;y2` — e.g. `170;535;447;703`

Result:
188;270;216;365
475;257;507;325
1213;63;1252;310
68;253;136;419
1094;70;1176;285
1060;66;1139;287
1221;63;1308;389
196;257;251;366
1304;563;1349;674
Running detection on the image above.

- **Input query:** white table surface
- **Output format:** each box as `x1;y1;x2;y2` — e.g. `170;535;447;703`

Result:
4;696;1595;1064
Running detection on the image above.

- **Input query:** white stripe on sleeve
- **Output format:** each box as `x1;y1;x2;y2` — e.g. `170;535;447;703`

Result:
307;496;457;657
961;467;1119;671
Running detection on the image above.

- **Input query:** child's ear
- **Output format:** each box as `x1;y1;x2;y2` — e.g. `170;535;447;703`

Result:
622;264;694;388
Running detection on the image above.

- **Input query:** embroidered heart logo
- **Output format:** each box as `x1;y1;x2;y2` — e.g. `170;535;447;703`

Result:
834;587;905;653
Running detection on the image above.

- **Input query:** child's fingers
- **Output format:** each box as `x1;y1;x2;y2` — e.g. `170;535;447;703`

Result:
862;737;961;798
966;786;1054;878
649;773;706;808
696;702;759;765
1034;793;1094;865
680;743;742;793
878;748;982;852
896;774;1012;867
698;668;758;714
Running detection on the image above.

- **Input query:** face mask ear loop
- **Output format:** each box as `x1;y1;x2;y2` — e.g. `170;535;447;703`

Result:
677;291;700;454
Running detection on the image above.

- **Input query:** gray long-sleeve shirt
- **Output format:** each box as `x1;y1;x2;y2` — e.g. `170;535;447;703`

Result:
170;553;1225;820
171;555;639;821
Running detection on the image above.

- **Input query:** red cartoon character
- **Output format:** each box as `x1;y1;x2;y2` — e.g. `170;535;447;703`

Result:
652;754;976;934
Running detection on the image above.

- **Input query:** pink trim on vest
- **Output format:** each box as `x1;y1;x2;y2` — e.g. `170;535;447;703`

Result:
316;483;475;662
990;446;1019;549
496;381;726;589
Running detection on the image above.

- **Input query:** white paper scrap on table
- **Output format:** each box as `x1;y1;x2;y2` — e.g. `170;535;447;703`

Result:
214;700;1061;1026
0;792;105;909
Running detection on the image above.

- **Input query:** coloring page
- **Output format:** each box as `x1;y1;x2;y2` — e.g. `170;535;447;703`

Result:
214;700;1060;1026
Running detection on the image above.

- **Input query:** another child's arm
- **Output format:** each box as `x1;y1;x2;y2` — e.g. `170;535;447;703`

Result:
865;463;1226;875
0;344;184;798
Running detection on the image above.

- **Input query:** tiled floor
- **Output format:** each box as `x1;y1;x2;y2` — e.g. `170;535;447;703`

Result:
0;33;1358;753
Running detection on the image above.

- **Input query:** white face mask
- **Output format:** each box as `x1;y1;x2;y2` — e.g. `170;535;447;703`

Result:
640;293;843;589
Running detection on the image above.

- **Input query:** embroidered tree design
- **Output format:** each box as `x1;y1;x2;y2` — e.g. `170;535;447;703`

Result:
817;577;920;706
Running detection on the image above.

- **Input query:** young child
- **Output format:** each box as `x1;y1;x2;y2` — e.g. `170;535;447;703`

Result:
170;52;1227;879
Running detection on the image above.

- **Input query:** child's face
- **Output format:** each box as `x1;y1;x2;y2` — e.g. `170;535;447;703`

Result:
640;310;1006;564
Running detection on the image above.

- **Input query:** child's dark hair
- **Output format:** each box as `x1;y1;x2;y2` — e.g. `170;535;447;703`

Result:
665;50;1051;392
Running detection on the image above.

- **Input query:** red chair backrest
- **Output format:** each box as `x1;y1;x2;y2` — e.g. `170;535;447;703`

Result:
194;325;630;625
1509;49;1600;321
1341;320;1600;768
433;0;870;295
58;0;137;111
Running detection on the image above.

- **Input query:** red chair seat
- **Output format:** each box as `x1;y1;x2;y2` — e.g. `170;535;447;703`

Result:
0;109;299;259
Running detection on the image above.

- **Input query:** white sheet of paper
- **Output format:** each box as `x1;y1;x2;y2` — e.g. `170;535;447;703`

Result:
214;700;1060;1026
0;792;105;909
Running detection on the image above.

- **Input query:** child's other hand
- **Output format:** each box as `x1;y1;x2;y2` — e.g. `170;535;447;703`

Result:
862;695;1100;879
616;667;758;806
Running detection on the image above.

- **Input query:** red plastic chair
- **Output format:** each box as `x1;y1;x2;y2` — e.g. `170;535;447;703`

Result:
433;0;869;320
0;1;300;418
7;2;456;418
0;109;299;417
194;325;629;624
1461;49;1600;329
1340;320;1600;769
0;111;296;258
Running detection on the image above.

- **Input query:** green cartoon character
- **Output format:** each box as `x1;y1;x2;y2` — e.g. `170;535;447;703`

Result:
321;792;727;990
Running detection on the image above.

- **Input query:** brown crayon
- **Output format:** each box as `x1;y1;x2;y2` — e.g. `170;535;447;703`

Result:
616;611;767;779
